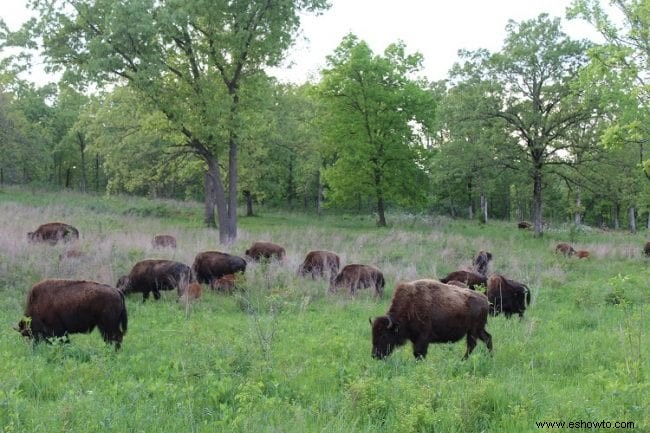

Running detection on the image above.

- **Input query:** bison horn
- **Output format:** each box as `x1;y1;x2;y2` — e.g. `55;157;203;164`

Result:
386;316;393;329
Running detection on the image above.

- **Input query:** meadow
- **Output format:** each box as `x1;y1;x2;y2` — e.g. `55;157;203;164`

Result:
0;187;647;433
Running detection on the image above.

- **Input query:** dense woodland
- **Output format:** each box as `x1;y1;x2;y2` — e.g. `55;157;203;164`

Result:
1;1;650;241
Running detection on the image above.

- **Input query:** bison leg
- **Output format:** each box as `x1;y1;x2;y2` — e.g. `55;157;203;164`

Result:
412;337;429;359
479;329;493;353
462;333;478;360
153;290;161;300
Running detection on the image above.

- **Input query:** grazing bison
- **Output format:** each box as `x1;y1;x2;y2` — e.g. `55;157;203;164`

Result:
644;241;650;257
152;234;177;249
117;259;193;301
297;250;340;282
27;222;79;245
472;250;492;276
245;241;286;262
331;264;385;298
440;270;487;291
576;250;590;259
370;279;492;360
17;279;127;349
555;242;576;256
486;274;530;318
192;251;247;285
518;221;532;229
179;282;202;303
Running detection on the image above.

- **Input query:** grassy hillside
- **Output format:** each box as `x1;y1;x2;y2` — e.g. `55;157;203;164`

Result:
0;187;647;432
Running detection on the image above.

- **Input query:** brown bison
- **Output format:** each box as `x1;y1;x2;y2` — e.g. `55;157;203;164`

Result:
486;274;530;318
245;241;286;261
117;259;194;301
192;251;247;285
472;250;492;276
179;282;202;303
27;222;79;245
331;264;385;297
439;270;487;291
17;279;127;349
297;250;340;282
576;250;590;259
518;221;532;229
644;241;650;257
152;234;177;249
370;279;492;360
555;242;576;256
210;274;237;292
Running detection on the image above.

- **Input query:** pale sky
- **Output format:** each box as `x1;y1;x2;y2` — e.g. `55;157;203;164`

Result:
2;0;601;85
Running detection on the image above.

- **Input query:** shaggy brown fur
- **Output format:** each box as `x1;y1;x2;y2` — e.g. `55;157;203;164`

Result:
27;222;79;245
644;241;650;257
486;274;530;318
331;264;385;298
192;251;247;285
371;279;492;360
439;270;487;291
472;250;492;276
445;280;469;289
245;241;286;261
576;250;590;259
117;259;194;301
179;282;202;303
210;274;237;292
518;221;532;229
152;234;177;249
17;279;127;349
555;242;576;256
297;250;340;282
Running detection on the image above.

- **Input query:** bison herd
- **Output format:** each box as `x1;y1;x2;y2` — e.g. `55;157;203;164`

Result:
17;220;641;361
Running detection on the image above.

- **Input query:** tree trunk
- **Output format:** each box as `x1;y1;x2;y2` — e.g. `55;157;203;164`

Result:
95;154;100;192
243;190;253;217
574;191;581;225
614;203;620;230
77;132;87;193
65;167;72;188
467;176;473;220
224;92;239;244
377;194;386;226
480;192;488;224
204;169;217;228
629;206;637;234
533;168;543;237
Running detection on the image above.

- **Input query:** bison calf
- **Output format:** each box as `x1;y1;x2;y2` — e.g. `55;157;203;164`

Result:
576;250;590;259
371;279;492;360
27;222;79;245
472;250;492;276
117;259;194;301
555;242;576;256
297;250;340;282
440;269;487;291
152;234;177;249
486;274;530;318
17;279;127;349
192;251;247;286
331;264;385;298
245;241;286;262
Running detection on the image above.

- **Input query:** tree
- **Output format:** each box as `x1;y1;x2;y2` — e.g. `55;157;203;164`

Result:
7;0;329;243
449;14;598;236
318;35;435;226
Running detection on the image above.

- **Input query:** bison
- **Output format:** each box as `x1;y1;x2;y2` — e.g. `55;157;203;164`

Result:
576;250;590;259
439;269;487;291
555;242;576;256
370;279;492;360
152;234;177;249
192;251;247;285
486;274;530;318
472;250;492;276
27;222;79;245
518;221;532;229
331;264;385;298
297;250;340;282
117;259;194;301
210;274;237;292
17;279;127;349
179;282;202;303
644;241;650;257
245;241;286;262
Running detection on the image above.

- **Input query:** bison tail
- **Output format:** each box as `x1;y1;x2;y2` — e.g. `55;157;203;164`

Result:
525;285;531;306
119;292;128;335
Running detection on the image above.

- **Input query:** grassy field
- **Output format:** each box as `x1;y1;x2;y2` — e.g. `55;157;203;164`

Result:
0;187;647;432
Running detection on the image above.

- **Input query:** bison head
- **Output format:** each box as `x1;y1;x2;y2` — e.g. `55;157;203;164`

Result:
16;317;33;338
370;315;402;359
115;275;131;293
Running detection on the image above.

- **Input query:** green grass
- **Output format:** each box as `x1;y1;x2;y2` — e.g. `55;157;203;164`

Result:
0;187;648;432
